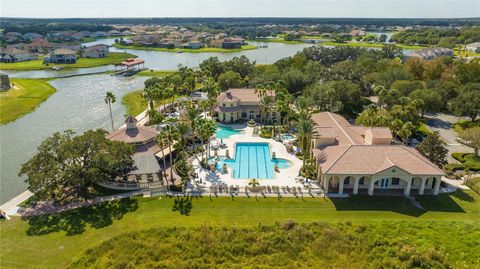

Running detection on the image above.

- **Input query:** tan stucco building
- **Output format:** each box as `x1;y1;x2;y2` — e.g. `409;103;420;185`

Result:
215;88;280;124
311;112;444;196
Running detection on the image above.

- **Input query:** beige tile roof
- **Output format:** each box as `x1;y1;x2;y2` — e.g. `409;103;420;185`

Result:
216;88;275;103
311;112;443;176
52;48;76;55
316;145;444;176
107;125;158;144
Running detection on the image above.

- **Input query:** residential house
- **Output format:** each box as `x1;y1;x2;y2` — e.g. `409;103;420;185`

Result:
44;49;77;64
92;31;108;38
22;32;43;41
82;44;109;58
26;38;54;53
212;38;245;49
465;42;480;53
349;29;367;36
403;47;453;61
0;47;38;63
3;32;22;43
311;112;444;196
215;88;280;123
54;43;82;52
108;30;123;36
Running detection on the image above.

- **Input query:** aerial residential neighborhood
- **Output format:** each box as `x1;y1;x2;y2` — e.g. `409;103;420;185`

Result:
0;1;480;268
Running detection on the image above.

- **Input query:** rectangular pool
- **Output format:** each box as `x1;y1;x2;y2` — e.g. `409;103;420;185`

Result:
232;143;274;179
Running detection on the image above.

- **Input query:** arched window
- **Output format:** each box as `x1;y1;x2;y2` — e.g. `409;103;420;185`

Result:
359;177;365;185
344;176;352;185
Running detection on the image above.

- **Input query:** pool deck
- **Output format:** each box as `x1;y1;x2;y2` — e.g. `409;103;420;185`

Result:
193;124;304;188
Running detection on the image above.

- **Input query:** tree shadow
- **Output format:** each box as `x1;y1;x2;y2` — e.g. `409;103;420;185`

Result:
23;198;138;236
415;190;470;213
330;195;425;217
171;196;193;216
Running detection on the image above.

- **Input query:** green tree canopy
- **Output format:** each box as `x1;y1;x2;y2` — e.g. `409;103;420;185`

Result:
416;132;448;167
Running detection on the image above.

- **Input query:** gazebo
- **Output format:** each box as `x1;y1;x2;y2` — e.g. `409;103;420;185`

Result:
114;58;145;72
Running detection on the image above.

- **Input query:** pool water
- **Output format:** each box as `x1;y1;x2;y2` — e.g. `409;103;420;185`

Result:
208;142;292;179
215;126;243;139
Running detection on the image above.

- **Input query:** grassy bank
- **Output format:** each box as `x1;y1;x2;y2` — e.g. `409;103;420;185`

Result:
247;38;305;44
135;69;176;77
0;52;136;70
0;78;57;124
121;90;186;116
453;119;480;133
321;41;425;50
0;190;479;268
70;221;480;268
113;43;257;53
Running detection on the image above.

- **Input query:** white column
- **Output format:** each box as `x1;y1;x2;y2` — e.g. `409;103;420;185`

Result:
403;178;411;196
338;177;344;194
353;177;359;195
324;176;330;193
419;177;427;195
368;177;376;196
433;177;441;195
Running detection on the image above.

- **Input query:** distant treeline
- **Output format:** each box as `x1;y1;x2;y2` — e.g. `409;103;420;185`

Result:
1;22;113;35
2;17;480;29
391;26;480;46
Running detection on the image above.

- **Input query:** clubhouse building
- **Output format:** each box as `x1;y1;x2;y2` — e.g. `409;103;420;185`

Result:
311;112;444;196
215;88;280;123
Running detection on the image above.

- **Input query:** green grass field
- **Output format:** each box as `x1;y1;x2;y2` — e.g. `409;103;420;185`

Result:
113;44;257;53
0;78;57;124
1;190;479;268
0;52;137;70
121;90;186;117
135;69;176;77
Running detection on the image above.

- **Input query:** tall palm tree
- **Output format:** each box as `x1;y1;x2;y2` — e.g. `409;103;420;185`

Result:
198;119;217;160
104;91;116;131
203;78;220;116
296;111;317;167
163;124;179;183
176;122;191;150
185;104;201;145
156;132;168;176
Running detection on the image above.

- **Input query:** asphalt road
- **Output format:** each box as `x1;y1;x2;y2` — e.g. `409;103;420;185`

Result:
424;112;474;162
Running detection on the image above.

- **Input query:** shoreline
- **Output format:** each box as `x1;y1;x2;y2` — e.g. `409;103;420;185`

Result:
112;43;257;53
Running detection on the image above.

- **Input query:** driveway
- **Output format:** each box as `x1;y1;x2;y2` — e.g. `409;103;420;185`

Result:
424;112;474;162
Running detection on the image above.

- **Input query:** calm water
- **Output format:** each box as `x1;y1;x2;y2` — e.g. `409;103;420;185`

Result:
0;75;146;203
4;39;313;78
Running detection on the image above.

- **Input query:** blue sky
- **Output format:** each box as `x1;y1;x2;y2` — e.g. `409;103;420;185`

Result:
1;0;478;18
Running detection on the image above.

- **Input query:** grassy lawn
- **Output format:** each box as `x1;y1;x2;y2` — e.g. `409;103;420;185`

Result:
247;38;305;44
0;78;57;124
0;190;479;268
135;69;176;77
0;52;137;70
113;43;257;53
121;90;186;117
452;119;480;133
454;49;480;57
445;153;480;175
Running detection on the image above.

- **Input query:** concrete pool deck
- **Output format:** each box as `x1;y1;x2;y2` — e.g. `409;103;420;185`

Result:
193;124;304;188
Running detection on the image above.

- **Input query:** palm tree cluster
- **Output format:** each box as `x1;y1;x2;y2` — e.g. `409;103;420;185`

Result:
294;97;317;171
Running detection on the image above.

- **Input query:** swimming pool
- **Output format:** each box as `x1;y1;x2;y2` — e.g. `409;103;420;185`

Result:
215;126;243;139
208;142;292;179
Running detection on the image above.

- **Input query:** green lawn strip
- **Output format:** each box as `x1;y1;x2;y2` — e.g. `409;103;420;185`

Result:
0;190;479;268
0;52;137;70
247;38;305;44
112;43;257;53
0;78;57;124
321;41;425;50
121;90;186;117
452;119;480;133
135;69;176;77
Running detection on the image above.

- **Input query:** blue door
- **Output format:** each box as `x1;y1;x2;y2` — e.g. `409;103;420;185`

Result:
380;178;389;188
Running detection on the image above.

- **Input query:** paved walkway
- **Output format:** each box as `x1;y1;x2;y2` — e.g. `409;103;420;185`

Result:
424;112;474;162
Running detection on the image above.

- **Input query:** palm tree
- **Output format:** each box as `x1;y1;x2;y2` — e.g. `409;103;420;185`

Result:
163;124;179;183
198;119;217;160
296;111;317;167
203;78;220;116
176;122;191;150
156;132;168;177
104;91;116;131
185;104;201;145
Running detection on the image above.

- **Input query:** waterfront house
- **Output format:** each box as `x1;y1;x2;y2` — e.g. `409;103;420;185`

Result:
43;48;77;64
215;88;280;124
349;29;367;36
82;44;109;58
311;112;444;196
26;38;54;53
466;42;480;53
22;32;43;41
108;30;123;36
0;47;38;63
92;31;108;38
212;38;245;49
403;47;453;61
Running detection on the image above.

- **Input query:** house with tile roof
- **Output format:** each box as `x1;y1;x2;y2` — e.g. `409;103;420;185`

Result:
311;112;444;196
0;47;38;63
43;48;77;64
215;88;280;124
